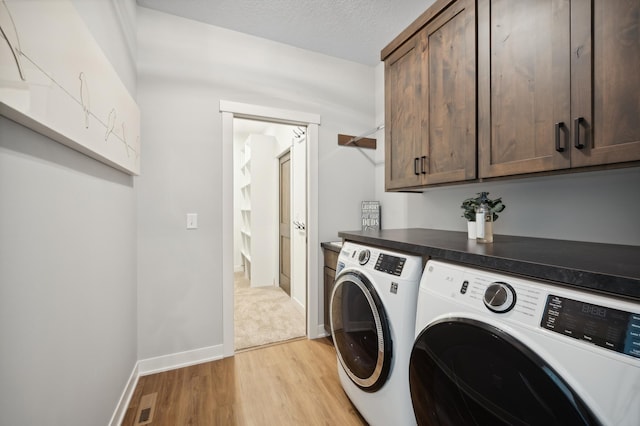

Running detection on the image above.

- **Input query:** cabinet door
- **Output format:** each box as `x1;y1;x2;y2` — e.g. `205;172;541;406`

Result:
385;32;425;190
323;266;336;334
478;0;571;178
571;0;640;167
422;0;476;185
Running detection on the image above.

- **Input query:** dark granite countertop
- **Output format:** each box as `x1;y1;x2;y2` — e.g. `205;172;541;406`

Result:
338;228;640;301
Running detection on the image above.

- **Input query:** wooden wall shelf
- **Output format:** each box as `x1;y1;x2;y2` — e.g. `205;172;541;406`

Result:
338;133;377;150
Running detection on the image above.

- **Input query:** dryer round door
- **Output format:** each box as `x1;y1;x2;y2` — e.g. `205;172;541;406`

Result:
330;270;392;392
409;318;601;425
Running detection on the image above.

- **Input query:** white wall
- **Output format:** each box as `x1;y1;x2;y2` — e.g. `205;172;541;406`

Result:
246;134;278;287
373;63;640;246
0;1;138;425
136;7;376;359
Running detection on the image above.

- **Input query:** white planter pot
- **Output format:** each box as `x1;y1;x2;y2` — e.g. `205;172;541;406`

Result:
467;221;477;239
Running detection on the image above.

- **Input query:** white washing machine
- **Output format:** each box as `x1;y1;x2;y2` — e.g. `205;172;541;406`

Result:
410;260;640;425
330;242;424;426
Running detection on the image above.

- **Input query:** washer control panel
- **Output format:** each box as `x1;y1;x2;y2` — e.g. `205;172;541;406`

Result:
358;249;371;265
541;295;640;359
338;242;421;281
421;260;640;360
423;262;545;324
483;282;517;313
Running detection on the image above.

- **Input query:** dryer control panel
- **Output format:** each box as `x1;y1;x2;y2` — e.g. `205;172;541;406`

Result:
374;253;406;276
541;295;640;359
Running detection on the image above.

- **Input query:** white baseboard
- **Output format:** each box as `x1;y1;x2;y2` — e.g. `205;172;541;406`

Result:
109;363;139;426
315;324;329;339
138;344;225;376
292;296;305;314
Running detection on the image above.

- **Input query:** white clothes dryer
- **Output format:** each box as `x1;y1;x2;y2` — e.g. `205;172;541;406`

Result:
330;242;424;426
410;260;640;425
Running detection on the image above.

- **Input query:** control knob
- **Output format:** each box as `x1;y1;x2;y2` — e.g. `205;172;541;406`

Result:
358;249;371;265
483;282;516;313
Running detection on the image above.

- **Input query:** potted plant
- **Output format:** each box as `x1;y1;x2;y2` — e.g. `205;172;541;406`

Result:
461;192;506;239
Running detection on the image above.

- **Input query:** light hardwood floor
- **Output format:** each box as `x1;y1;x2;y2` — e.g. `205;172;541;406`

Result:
122;338;366;425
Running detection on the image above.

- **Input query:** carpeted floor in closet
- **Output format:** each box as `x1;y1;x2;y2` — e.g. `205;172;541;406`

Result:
234;272;306;351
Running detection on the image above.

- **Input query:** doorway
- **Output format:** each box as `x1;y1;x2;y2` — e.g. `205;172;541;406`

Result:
231;117;308;351
221;101;321;357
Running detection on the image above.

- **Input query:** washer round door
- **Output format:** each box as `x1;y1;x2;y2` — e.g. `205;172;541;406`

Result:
409;318;601;425
330;270;392;392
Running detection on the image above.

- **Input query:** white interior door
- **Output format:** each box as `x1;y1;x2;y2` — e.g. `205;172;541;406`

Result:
290;132;307;312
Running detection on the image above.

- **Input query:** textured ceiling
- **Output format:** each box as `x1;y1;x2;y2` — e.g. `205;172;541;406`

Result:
136;0;433;66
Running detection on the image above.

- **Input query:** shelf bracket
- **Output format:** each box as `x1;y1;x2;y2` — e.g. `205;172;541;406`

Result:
337;124;384;150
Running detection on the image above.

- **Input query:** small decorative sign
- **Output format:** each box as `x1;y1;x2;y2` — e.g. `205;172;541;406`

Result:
361;201;381;231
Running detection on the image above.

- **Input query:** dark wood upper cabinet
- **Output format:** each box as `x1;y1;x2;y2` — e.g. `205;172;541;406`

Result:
383;0;640;191
385;0;476;190
571;0;640;167
478;0;571;178
385;32;424;190
479;0;640;178
423;0;476;185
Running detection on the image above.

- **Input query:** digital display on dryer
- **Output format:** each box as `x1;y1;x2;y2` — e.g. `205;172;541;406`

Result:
374;254;406;276
541;295;640;359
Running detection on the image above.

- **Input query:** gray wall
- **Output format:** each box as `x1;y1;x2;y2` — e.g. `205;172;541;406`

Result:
377;165;640;245
136;7;377;359
0;1;138;425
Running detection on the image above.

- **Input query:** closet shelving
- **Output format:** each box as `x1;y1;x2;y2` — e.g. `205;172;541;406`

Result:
238;135;277;286
240;145;252;278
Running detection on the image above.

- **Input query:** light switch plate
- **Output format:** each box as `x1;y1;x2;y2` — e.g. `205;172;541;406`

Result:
186;213;198;229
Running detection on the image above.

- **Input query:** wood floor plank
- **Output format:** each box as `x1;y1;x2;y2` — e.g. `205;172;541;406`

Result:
122;338;366;425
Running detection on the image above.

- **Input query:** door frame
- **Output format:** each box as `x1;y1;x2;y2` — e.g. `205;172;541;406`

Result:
220;100;321;357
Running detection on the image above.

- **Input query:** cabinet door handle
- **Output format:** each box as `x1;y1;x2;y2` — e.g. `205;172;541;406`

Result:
555;122;566;152
421;156;427;174
414;157;420;175
574;117;585;149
